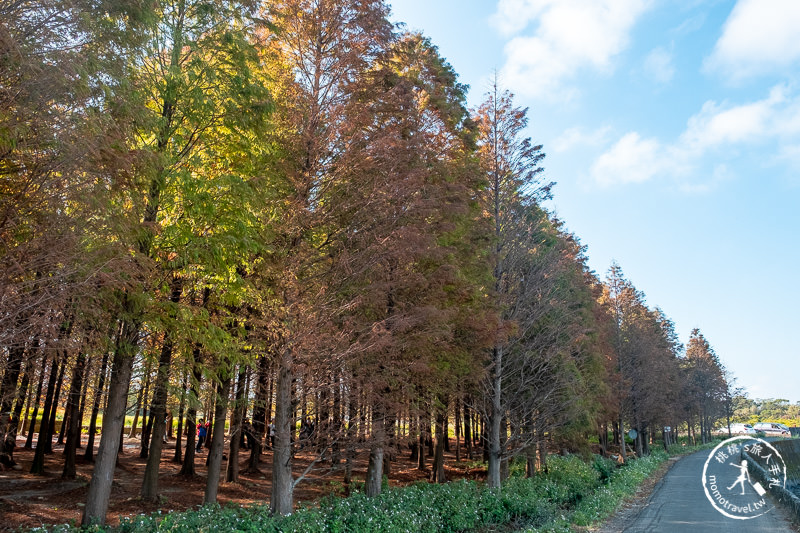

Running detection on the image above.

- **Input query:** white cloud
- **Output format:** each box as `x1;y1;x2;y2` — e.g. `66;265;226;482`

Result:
492;0;652;100
680;85;800;151
552;126;612;153
591;133;674;186
705;0;800;81
591;85;800;188
643;47;675;84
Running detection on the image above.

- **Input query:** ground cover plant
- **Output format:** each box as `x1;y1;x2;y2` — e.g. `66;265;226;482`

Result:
30;445;728;533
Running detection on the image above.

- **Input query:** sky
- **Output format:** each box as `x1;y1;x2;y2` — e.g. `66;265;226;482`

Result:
387;0;800;403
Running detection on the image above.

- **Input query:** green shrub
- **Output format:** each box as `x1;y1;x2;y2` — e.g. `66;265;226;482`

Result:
32;449;687;533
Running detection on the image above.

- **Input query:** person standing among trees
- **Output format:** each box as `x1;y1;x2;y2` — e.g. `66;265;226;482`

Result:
268;420;275;449
196;418;207;452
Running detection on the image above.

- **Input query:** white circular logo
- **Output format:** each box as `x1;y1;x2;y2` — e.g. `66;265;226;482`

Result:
701;436;787;520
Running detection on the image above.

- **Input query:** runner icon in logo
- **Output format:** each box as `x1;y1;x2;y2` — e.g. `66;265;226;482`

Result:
727;460;750;495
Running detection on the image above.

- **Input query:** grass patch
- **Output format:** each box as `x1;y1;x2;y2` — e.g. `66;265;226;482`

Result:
32;442;721;533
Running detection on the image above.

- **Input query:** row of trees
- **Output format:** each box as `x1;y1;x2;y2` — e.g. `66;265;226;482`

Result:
732;398;800;427
0;0;735;527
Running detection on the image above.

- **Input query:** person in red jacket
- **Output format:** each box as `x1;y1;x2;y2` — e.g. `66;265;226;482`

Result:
196;418;207;451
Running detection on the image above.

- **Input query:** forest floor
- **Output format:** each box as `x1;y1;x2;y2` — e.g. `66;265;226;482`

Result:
0;433;486;531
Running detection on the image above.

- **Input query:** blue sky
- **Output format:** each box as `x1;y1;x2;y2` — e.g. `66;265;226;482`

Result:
388;0;800;404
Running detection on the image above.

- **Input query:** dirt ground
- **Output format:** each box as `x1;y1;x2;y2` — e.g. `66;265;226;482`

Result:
0;434;485;531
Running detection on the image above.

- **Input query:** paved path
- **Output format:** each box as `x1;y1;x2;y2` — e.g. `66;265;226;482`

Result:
620;450;797;532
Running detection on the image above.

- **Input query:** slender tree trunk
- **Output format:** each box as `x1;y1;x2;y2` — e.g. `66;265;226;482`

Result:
409;410;419;463
139;362;153;458
30;352;61;473
618;411;626;463
47;349;68;453
85;345;111;462
140;344;171;500
178;350;203;477
634;413;643;458
76;354;92;448
487;346;503;489
417;420;426;470
499;417;509;483
443;402;451;453
245;354;269;473
12;354;33;434
538;436;548;473
225;366;246;483
270;345;293;516
20;368;35;436
205;374;232;504
141;276;182;501
205;382;216;449
128;384;143;438
454;397;461;462
0;344;25;425
25;357;47;448
431;408;446;483
62;348;87;478
365;401;385;497
81;317;139;527
173;370;188;463
331;371;341;467
463;401;472;460
343;378;357;493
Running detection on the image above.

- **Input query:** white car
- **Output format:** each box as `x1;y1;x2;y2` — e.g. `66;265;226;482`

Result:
753;422;791;437
714;423;756;435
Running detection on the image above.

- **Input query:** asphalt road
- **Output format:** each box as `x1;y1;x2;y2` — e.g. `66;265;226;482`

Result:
620;450;797;532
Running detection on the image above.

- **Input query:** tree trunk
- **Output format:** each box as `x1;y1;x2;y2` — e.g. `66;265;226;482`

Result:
140;343;172;500
128;383;143;438
443;402;451;453
178;348;203;477
499;417;509;483
331;371;341;467
76;354;92;448
454;398;461;462
81;318;139;527
139;362;153;458
487;346;503;489
365;402;385;497
634;414;643;458
12;354;33;434
343;379;357;494
0;344;25;424
204;374;231;504
538;437;548;473
618;411;626;463
225;366;246;483
409;411;419;463
47;349;68;453
417;421;426;470
270;346;293;516
85;345;111;462
431;408;446;483
245;354;270;473
463;401;472;460
30;352;61;474
24;357;47;449
141;276;182;501
173;370;188;463
19;367;35;436
62;347;87;478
